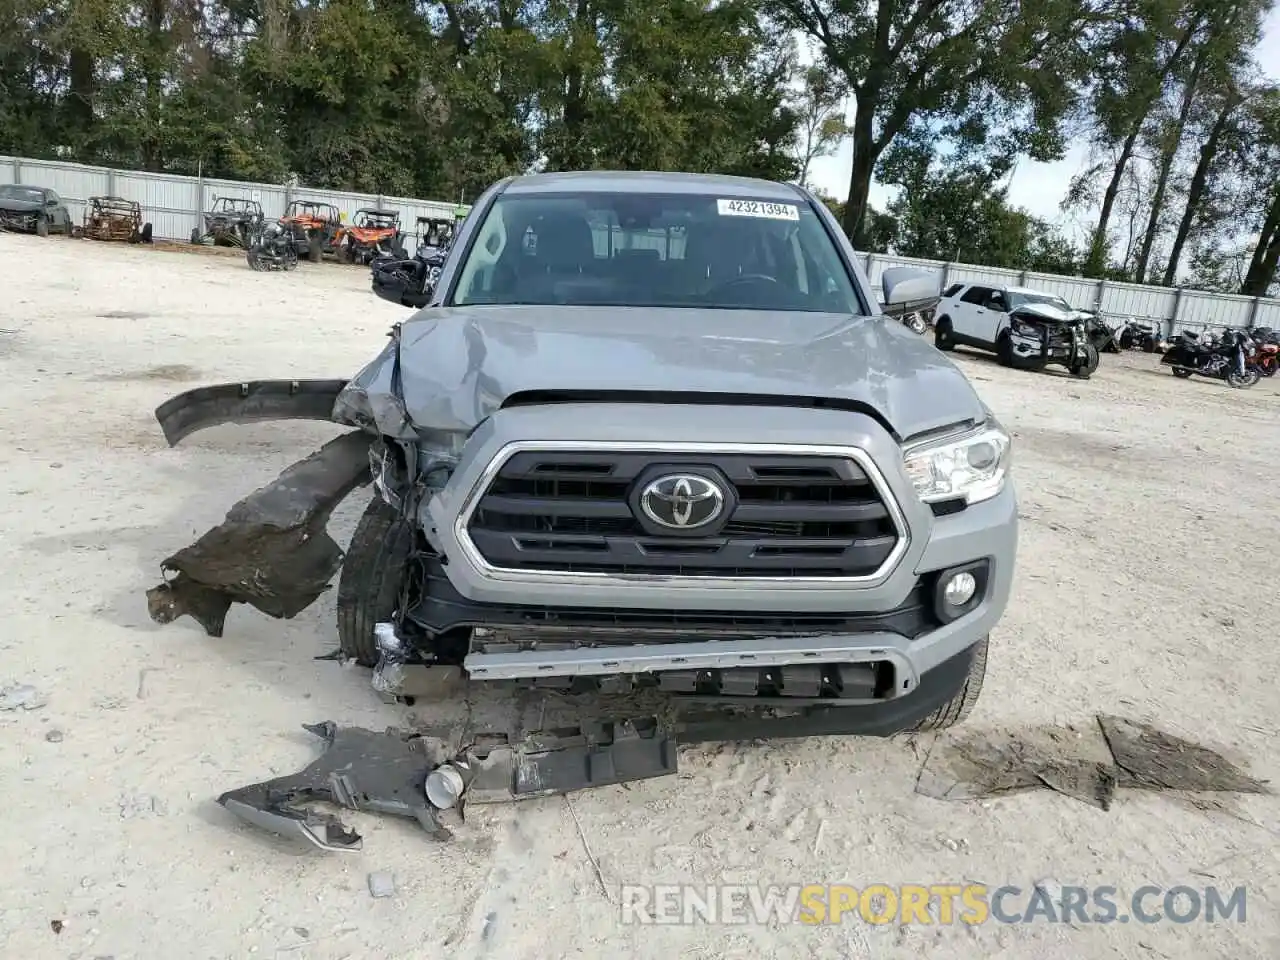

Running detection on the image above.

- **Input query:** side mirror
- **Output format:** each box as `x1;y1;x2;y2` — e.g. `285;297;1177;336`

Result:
880;266;941;316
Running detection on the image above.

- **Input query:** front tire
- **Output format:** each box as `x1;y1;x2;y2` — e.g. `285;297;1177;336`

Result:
336;495;414;666
1172;367;1193;378
996;333;1014;367
1071;343;1100;379
36;218;49;237
910;638;987;731
934;317;956;351
1227;368;1260;389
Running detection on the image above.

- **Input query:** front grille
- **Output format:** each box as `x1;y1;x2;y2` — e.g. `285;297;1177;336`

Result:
464;449;902;578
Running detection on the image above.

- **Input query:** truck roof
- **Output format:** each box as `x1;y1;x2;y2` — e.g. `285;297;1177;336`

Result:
501;170;804;201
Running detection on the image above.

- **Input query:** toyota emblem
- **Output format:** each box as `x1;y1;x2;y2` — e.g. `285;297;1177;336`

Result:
639;473;726;531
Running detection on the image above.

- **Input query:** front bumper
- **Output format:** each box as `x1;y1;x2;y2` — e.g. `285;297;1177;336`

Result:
0;211;38;233
416;402;1017;690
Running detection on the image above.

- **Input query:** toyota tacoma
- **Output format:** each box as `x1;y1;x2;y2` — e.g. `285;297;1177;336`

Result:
147;171;1017;740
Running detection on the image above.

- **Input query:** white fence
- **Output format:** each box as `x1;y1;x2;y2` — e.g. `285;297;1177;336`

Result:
4;154;1278;334
2;155;462;247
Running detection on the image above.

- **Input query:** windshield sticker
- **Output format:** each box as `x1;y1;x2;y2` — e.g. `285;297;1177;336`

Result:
716;199;800;221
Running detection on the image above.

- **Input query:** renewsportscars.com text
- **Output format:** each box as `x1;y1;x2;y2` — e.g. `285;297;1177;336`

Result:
619;883;1248;926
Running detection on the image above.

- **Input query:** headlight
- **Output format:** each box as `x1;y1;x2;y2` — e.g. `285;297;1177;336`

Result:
903;424;1011;505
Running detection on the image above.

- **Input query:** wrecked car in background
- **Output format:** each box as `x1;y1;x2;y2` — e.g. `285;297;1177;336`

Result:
146;172;1017;846
0;183;75;236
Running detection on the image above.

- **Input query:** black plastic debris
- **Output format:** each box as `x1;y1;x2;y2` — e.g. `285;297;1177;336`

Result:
217;717;678;852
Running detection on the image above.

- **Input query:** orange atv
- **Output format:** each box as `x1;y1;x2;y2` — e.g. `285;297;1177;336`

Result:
281;200;345;262
340;208;407;265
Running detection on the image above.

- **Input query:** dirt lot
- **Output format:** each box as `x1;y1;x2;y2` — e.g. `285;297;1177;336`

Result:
2;232;1279;960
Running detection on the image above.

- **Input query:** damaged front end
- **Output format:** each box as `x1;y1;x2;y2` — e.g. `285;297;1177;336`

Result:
146;307;1010;850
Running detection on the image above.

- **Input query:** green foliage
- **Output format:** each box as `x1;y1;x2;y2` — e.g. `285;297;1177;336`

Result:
0;0;1271;294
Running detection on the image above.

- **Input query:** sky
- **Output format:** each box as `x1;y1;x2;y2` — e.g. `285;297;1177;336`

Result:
806;8;1280;238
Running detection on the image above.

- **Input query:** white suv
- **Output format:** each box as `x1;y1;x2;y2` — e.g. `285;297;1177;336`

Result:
933;282;1076;364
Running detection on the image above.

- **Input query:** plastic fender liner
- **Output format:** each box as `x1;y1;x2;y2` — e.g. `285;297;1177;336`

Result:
154;379;350;447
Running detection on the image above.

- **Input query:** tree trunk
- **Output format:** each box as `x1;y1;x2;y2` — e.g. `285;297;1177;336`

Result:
1162;95;1237;286
1242;190;1280;296
1085;125;1140;275
1085;19;1202;276
842;94;877;245
1134;48;1207;283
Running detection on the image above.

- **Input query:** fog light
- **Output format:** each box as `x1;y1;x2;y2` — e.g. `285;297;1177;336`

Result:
943;572;977;606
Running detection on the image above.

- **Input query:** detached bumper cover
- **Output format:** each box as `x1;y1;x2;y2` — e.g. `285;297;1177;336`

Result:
217;641;982;851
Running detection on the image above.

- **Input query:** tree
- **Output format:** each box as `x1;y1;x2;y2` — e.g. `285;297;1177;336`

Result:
789;64;850;188
763;0;1094;245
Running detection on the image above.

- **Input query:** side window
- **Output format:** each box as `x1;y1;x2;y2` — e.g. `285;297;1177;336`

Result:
942;282;963;298
46;190;61;205
987;291;1007;311
959;286;989;306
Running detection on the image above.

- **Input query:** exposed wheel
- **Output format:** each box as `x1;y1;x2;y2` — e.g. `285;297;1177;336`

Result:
140;222;153;243
934;317;956;351
910;638;987;731
308;235;323;263
1260;363;1277;378
996;333;1014;367
1070;343;1100;379
1227;368;1260;389
35;218;48;237
336;495;415;667
906;313;928;335
190;227;202;245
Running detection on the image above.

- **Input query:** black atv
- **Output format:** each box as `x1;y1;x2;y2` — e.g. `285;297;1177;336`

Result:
191;197;264;248
370;215;458;308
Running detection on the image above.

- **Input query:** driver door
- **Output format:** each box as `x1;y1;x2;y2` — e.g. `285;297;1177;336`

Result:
980;290;1010;344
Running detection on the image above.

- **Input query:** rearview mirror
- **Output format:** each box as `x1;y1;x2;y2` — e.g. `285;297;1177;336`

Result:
880;267;941;315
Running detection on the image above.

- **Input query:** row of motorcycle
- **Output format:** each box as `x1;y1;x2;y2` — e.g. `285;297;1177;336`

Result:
1157;326;1279;389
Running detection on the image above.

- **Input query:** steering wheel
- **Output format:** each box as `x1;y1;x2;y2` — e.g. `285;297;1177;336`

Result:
704;273;779;297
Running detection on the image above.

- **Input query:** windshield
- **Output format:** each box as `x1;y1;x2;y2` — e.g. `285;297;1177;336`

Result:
449;191;862;313
1008;291;1072;312
0;185;43;203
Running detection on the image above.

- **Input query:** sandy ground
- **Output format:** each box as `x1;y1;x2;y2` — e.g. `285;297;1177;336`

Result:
2;232;1279;960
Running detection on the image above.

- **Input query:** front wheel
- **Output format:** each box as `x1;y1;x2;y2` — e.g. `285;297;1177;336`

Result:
996;333;1014;367
336;495;414;666
934;317;956;351
1070;343;1100;379
910;638;988;731
1172;367;1193;379
1227;368;1260;389
35;218;49;237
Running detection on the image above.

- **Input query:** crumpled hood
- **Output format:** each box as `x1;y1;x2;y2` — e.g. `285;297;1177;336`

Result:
334;305;988;443
1010;303;1082;324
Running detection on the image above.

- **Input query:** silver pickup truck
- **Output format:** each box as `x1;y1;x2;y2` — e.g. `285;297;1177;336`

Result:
148;170;1017;742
